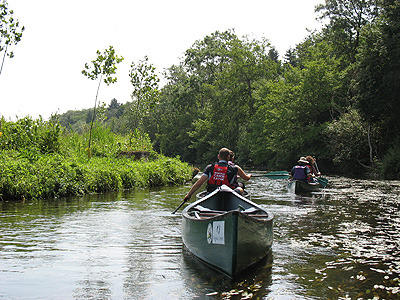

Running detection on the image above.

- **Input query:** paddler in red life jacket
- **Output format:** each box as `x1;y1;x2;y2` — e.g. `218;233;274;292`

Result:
183;148;252;202
290;156;312;182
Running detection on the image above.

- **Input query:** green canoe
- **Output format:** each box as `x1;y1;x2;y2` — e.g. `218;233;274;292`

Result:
287;180;321;194
264;171;290;179
182;185;273;278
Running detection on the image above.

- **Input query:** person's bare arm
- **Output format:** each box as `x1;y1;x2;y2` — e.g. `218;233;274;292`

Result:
183;175;207;200
237;166;252;181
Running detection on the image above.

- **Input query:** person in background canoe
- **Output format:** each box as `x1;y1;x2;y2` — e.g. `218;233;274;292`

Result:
290;157;312;183
183;148;251;201
306;156;321;177
228;150;236;167
228;150;251;194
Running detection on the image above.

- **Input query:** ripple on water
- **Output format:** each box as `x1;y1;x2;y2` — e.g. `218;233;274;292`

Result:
0;176;399;299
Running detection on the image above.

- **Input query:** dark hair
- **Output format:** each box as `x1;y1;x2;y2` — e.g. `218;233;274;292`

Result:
219;148;230;161
229;150;235;161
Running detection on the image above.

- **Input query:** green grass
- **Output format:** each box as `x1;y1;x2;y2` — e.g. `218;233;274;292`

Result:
0;117;192;200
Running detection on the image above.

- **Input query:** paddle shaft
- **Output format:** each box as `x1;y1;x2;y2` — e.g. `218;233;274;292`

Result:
314;160;321;174
172;199;188;214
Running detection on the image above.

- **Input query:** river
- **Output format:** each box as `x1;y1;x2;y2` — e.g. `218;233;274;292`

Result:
0;174;399;299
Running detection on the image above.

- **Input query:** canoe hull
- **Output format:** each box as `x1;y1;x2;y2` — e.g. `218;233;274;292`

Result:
182;186;273;277
288;180;321;194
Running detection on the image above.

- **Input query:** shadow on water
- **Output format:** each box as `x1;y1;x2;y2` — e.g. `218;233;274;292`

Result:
181;247;273;299
0;174;399;299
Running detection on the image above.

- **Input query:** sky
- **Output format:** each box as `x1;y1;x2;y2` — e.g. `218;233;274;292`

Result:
1;0;323;120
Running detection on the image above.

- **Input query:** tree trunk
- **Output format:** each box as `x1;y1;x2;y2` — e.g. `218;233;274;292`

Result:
0;46;8;76
88;74;103;158
367;123;374;166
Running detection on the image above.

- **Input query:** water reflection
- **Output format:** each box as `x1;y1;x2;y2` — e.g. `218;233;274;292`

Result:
181;248;273;299
0;175;399;299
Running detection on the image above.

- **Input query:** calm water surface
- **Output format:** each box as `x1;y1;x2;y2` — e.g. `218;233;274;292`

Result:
0;174;399;299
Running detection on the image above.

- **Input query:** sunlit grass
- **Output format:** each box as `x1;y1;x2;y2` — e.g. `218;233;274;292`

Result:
0;117;192;200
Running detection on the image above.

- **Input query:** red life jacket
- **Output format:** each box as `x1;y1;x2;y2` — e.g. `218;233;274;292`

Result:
305;164;314;175
208;163;236;190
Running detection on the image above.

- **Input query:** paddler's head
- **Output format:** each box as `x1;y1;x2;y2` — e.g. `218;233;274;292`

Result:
218;148;231;161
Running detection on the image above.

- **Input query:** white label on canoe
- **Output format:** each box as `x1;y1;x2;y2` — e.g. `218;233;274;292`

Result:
212;221;225;245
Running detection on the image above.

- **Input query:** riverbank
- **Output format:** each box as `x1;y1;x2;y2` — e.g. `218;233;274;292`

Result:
0;152;192;201
0;117;192;201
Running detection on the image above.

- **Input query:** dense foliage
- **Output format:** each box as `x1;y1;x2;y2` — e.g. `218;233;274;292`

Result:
147;0;398;179
15;0;400;179
0;117;192;200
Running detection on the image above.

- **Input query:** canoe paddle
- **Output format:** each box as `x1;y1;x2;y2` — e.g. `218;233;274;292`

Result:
172;198;188;214
317;177;329;187
252;171;290;179
313;160;328;187
173;176;209;214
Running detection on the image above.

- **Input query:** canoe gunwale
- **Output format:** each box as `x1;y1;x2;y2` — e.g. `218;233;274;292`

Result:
185;208;272;223
184;185;272;222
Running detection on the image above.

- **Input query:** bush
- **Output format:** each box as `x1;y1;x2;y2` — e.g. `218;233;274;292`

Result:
0;118;192;201
0;117;61;154
324;109;374;176
0;153;192;201
380;140;400;180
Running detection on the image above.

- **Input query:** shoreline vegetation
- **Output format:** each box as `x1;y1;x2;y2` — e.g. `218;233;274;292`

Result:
2;1;400;188
0;117;192;201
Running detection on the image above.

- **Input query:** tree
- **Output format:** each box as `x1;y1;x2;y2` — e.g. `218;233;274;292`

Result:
127;55;160;148
0;0;24;76
324;108;376;175
106;98;123;120
268;47;279;63
128;56;159;128
154;30;280;163
108;98;120;110
284;48;298;67
353;0;400;170
153;64;200;161
248;38;346;168
316;0;381;62
82;45;124;157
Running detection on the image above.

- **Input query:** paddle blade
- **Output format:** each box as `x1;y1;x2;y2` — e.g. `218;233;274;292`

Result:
317;177;329;187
